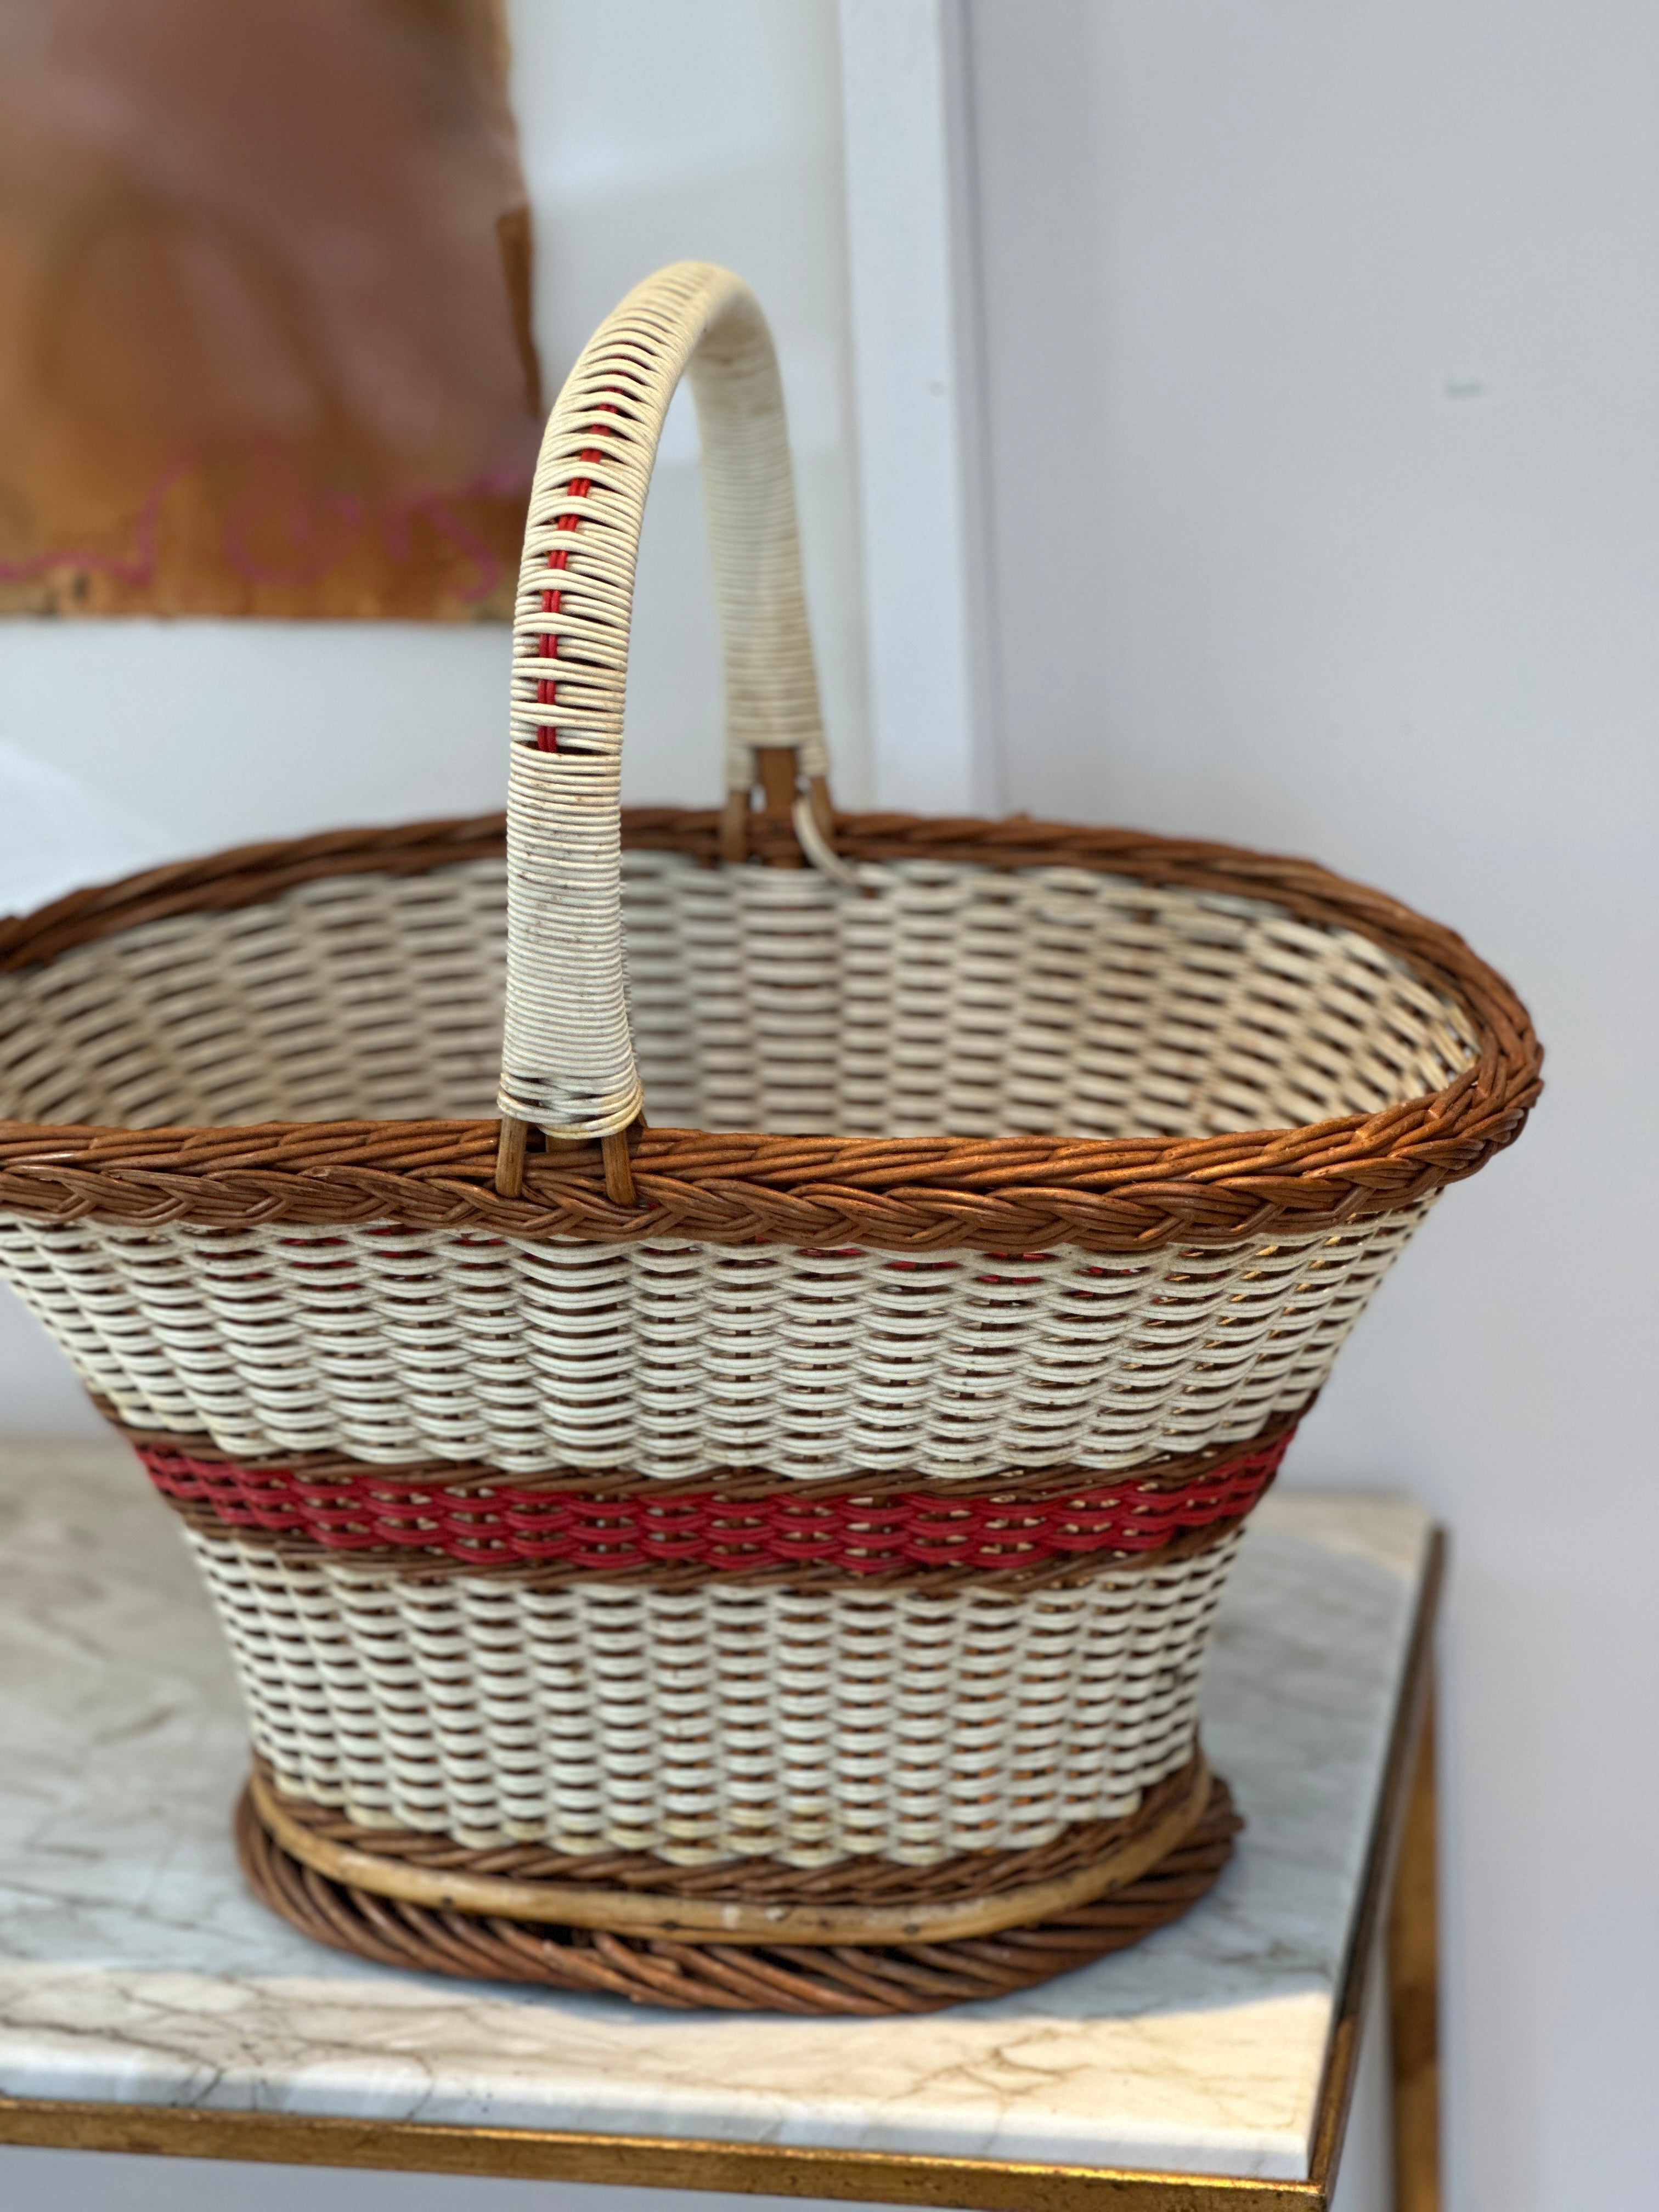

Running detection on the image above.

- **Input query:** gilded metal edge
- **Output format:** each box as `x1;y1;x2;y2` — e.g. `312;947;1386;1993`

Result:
0;2101;1321;2208
1304;1525;1446;2202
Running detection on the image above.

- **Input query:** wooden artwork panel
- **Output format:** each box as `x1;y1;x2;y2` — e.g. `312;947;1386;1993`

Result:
0;0;541;619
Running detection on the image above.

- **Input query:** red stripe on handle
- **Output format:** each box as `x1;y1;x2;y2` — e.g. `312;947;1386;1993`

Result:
134;1434;1292;1576
537;414;616;752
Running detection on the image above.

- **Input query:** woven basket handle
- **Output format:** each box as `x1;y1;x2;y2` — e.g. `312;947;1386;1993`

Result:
495;263;831;1199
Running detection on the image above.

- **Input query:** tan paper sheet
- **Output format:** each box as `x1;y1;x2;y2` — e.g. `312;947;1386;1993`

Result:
0;0;541;618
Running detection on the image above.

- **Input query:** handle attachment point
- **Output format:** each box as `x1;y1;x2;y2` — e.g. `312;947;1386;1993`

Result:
601;1127;638;1206
495;1115;529;1198
494;1114;640;1205
717;747;840;870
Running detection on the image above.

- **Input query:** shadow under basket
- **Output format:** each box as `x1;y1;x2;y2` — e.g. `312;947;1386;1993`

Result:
235;1754;1242;2016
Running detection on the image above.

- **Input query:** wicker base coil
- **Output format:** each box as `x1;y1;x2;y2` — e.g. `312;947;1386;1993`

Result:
235;1764;1242;2015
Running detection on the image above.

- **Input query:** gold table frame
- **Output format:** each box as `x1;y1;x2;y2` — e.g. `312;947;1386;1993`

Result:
0;1533;1444;2212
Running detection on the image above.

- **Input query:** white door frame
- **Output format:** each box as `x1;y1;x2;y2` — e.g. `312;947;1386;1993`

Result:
837;0;1001;815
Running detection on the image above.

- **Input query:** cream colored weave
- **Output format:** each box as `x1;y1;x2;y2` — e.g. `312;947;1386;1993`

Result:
184;1521;1239;1866
0;851;1462;1477
0;865;509;1131
0;1206;1425;1476
0;856;1474;1137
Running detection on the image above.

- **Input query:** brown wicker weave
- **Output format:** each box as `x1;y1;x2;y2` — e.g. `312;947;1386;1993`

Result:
246;1753;1216;1942
236;1762;1243;2015
244;1752;1205;1905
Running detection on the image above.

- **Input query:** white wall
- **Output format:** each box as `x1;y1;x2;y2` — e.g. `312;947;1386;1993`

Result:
967;4;1658;2207
837;0;1002;814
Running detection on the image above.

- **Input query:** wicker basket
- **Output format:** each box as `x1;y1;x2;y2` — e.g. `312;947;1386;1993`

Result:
0;264;1539;2013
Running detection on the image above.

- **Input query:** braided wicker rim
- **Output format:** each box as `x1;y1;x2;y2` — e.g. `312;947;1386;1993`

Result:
123;1406;1294;1592
0;808;1541;1254
249;1753;1213;1944
236;1768;1242;2013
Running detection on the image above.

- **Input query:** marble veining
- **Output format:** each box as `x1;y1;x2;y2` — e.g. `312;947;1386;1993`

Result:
0;1442;1430;2181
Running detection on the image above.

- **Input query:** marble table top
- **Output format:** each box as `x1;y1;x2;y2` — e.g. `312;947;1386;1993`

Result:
0;1441;1430;2185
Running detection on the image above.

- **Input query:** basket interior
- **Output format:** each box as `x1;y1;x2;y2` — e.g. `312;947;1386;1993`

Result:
0;851;1479;1140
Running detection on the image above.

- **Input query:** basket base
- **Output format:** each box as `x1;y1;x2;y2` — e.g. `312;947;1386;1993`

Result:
235;1776;1242;2016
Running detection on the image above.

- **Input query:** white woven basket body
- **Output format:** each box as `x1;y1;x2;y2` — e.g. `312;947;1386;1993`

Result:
0;1212;1427;1480
0;853;1456;1477
185;1522;1239;1866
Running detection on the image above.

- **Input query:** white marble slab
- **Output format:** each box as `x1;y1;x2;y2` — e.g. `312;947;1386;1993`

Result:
0;1442;1429;2182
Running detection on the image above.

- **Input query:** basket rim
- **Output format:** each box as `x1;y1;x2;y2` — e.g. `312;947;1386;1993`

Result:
0;805;1542;1254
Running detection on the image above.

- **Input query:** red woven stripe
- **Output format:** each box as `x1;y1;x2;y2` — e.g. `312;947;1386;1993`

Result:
134;1434;1291;1576
538;408;616;752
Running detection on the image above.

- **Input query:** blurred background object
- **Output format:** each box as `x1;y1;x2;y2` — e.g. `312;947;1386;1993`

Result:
0;0;540;618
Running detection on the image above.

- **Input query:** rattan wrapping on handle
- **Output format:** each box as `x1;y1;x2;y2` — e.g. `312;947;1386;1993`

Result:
501;262;827;1141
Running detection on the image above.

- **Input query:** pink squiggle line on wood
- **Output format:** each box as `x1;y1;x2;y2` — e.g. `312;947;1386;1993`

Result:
0;459;532;601
385;467;533;604
222;487;364;588
0;459;194;585
405;490;505;603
